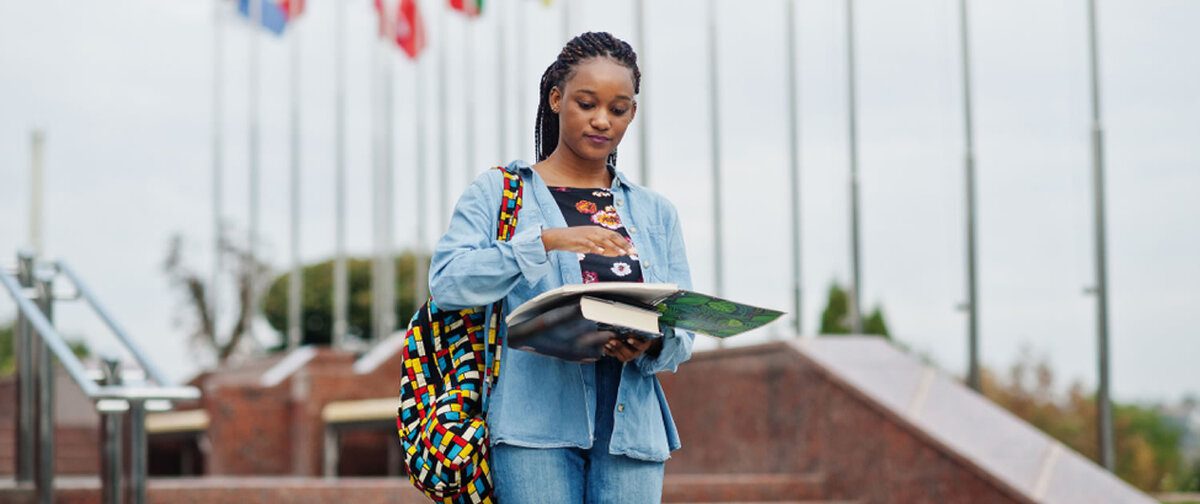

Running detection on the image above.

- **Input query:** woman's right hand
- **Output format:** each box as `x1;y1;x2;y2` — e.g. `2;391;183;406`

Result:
542;227;636;257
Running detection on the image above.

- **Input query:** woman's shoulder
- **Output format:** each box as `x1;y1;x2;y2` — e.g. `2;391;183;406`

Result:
624;182;680;221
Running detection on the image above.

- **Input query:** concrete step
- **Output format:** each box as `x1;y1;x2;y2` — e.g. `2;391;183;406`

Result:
0;477;429;504
663;472;827;502
0;475;840;503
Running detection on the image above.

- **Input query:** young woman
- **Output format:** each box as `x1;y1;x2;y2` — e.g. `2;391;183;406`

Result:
429;32;694;503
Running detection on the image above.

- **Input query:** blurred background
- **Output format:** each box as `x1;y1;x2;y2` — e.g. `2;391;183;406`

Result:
1;0;1198;499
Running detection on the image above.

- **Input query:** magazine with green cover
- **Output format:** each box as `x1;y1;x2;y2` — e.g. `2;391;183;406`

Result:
505;283;784;361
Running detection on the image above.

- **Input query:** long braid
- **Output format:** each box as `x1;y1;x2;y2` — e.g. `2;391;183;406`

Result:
534;32;641;165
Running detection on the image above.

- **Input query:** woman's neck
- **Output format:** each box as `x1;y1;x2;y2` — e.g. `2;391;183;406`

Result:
534;148;612;188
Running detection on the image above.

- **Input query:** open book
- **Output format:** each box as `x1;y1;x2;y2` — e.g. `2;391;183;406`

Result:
505;283;784;362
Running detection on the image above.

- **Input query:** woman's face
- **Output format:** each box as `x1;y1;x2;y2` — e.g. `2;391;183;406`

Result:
549;57;637;163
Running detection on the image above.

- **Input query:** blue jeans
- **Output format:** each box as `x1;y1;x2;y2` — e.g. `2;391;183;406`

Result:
492;358;665;503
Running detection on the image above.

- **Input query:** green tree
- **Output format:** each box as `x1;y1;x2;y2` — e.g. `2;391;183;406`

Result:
261;251;426;348
818;281;890;338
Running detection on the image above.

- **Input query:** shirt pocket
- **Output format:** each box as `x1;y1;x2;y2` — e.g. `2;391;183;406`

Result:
640;224;668;282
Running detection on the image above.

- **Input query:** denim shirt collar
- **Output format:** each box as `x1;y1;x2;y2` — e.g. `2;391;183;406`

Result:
505;159;632;191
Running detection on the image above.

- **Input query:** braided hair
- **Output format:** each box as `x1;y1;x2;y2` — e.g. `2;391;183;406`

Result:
535;32;641;165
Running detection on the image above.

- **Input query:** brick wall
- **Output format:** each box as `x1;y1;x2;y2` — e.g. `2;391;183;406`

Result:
659;341;1029;503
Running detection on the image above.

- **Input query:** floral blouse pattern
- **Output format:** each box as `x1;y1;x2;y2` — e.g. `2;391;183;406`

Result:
549;186;644;284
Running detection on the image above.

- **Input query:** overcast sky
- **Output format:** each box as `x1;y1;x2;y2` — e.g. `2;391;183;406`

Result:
1;0;1197;403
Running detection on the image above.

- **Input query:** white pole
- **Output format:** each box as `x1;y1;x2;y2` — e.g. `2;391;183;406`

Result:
437;5;450;230
958;0;981;390
287;3;303;350
561;0;571;42
635;0;649;186
516;1;529;160
497;1;508;163
415;53;430;305
383;50;397;339
707;0;725;349
844;0;864;334
784;0;802;337
212;0;226;337
334;0;349;348
1085;0;1115;471
464;20;476;185
372;40;386;344
248;0;263;343
371;38;381;345
29;130;45;256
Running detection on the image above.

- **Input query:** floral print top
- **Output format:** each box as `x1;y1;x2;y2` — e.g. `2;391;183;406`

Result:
548;186;644;284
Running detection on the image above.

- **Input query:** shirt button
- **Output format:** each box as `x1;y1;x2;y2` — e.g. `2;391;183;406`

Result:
630;226;638;234
615;200;624;208
642;261;651;269
617;404;625;413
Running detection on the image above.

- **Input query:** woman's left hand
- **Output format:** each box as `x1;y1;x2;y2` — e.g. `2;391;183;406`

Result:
603;335;657;362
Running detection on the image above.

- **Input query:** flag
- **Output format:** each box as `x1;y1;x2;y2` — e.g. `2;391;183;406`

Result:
376;0;427;59
237;0;305;36
449;0;483;17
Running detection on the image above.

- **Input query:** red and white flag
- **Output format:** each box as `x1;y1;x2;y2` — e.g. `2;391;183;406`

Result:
449;0;483;17
375;0;427;59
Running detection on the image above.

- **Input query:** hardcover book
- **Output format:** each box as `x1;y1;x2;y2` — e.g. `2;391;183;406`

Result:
505;282;784;362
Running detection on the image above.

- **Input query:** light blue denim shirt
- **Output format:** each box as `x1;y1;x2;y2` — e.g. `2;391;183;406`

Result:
428;160;695;462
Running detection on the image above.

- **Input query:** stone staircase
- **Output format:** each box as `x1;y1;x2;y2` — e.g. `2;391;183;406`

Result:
0;367;103;478
0;474;853;503
0;338;1159;503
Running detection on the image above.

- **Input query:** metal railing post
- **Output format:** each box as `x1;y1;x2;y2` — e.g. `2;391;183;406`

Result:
15;251;35;482
33;267;56;504
99;357;123;504
127;400;147;504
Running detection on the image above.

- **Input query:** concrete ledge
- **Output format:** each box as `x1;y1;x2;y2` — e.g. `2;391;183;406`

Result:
146;409;209;435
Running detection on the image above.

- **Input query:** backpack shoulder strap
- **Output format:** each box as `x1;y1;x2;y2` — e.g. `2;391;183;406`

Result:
483;166;523;410
495;167;524;242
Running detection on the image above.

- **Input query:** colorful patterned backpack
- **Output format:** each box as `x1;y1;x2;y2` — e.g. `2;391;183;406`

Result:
397;168;522;503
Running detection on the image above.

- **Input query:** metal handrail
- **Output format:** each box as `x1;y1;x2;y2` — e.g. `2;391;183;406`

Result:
2;251;202;504
0;268;199;403
56;262;174;388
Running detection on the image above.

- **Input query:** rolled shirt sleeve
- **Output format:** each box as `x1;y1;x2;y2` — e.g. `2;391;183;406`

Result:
429;170;555;310
633;200;696;376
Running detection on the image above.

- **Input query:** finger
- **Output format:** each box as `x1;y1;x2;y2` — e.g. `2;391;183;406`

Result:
625;337;653;351
603;339;624;359
603;235;632;256
610;338;643;361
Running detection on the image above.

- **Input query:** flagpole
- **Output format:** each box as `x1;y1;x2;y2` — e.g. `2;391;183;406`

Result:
371;40;382;346
497;0;508;163
516;0;529;160
415;51;430;305
334;0;349;349
844;0;864;334
464;19;477;185
561;0;571;42
371;38;398;343
784;0;802;338
212;0;225;335
1085;0;1115;471
248;0;263;343
706;0;725;349
287;3;303;350
957;0;981;391
635;0;649;186
30;131;44;256
437;4;450;230
382;43;397;340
